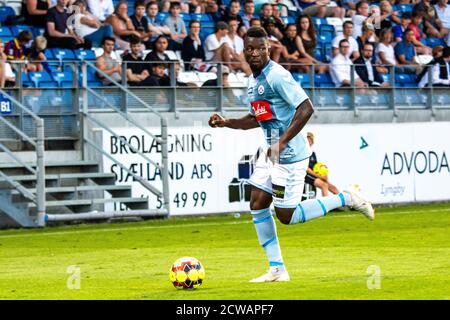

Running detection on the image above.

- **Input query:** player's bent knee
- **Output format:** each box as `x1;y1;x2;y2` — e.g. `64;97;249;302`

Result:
274;207;294;225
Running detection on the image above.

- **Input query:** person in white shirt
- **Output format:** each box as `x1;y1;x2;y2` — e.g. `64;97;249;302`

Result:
330;39;366;87
352;0;369;39
204;21;233;66
418;46;450;88
72;0;114;48
435;0;450;45
87;0;114;22
224;17;251;75
332;21;360;60
376;28;397;66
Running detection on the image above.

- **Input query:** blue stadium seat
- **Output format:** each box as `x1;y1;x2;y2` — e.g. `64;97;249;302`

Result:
314;48;323;62
180;12;191;22
52;71;74;87
11;25;34;37
394;4;414;14
292;73;311;88
44;49;55;60
21;72;31;87
88;81;103;87
28;71;58;88
0;26;12;37
381;74;391;83
319;24;335;35
157;12;169;23
317;33;333;45
395;74;417;87
191;13;212;22
312;17;327;28
315;73;333;87
281;16;295;24
52;49;75;61
74;49;96;61
426;38;446;48
0;6;15;23
322;43;333;62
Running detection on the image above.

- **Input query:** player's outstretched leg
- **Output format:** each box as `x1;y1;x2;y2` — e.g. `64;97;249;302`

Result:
250;208;290;283
280;189;374;225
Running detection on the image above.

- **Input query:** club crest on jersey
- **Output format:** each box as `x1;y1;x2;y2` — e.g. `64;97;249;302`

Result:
251;100;273;121
257;85;265;95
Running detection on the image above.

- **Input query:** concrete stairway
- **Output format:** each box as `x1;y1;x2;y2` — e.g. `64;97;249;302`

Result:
0;161;151;228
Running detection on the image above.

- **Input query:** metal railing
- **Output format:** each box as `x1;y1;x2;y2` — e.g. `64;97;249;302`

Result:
0;89;45;227
80;61;170;216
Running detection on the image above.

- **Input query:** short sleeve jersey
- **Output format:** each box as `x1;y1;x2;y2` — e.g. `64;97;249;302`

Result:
247;60;312;164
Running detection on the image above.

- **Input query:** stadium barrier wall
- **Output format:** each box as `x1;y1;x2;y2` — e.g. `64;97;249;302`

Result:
100;121;450;215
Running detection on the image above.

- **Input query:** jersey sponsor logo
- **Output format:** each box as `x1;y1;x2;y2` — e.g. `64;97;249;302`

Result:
272;184;285;199
251;100;273;121
257;85;265;95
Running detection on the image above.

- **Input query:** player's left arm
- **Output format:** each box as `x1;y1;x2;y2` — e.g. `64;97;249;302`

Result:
266;99;314;161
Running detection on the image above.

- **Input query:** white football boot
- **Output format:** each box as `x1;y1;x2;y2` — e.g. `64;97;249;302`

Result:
249;266;290;283
343;187;375;220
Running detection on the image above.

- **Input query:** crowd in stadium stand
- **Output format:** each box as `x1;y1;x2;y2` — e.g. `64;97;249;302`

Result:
0;0;449;89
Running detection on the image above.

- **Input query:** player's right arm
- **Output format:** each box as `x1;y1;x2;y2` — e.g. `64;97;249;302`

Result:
208;113;259;130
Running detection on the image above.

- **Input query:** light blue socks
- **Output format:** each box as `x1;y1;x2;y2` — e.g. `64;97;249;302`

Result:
290;193;350;224
252;208;284;267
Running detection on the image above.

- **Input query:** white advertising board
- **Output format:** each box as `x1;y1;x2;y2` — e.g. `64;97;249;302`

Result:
102;122;450;215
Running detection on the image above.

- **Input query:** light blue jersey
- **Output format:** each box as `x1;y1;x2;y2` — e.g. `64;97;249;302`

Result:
248;60;312;164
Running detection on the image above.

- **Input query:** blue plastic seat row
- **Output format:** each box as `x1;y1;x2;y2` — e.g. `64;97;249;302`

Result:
45;49;96;61
22;68;100;88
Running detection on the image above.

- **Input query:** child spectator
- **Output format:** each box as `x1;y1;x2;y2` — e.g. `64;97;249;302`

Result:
27;36;51;74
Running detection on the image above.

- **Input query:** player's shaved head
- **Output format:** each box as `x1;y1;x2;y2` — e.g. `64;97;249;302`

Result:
245;26;268;39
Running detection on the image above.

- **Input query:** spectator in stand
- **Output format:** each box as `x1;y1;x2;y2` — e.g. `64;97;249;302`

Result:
330;39;367;87
147;62;170;86
352;1;370;39
408;12;433;55
204;21;234;67
354;43;390;87
164;2;187;51
27;36;50;73
45;0;91;49
413;0;449;38
105;1;142;50
122;36;157;86
5;31;32;62
188;0;202;13
394;29;420;74
295;16;327;72
95;36;122;86
271;2;287;22
332;21;360;60
162;0;190;13
72;0;114;48
130;0;154;49
435;0;450;45
0;39;16;88
260;3;285;40
379;1;401;33
182;20;206;70
376;28;397;67
220;0;245;32
300;0;345;19
281;23;327;73
242;0;256;30
356;22;377;61
263;17;284;62
145;35;171;62
250;18;262;28
204;0;222;22
146;1;172;42
393;11;412;43
225;17;252;75
87;0;114;22
418;46;450;87
21;0;52;28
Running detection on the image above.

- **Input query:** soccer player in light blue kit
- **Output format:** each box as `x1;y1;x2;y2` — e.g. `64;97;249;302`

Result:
209;27;375;282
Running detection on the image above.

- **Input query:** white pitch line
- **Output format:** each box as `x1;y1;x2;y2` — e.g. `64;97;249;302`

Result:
0;207;448;239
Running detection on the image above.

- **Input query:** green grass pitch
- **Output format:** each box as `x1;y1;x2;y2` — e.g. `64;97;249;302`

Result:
0;203;449;300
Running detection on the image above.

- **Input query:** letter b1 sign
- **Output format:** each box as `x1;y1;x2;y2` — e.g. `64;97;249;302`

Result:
0;97;12;115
